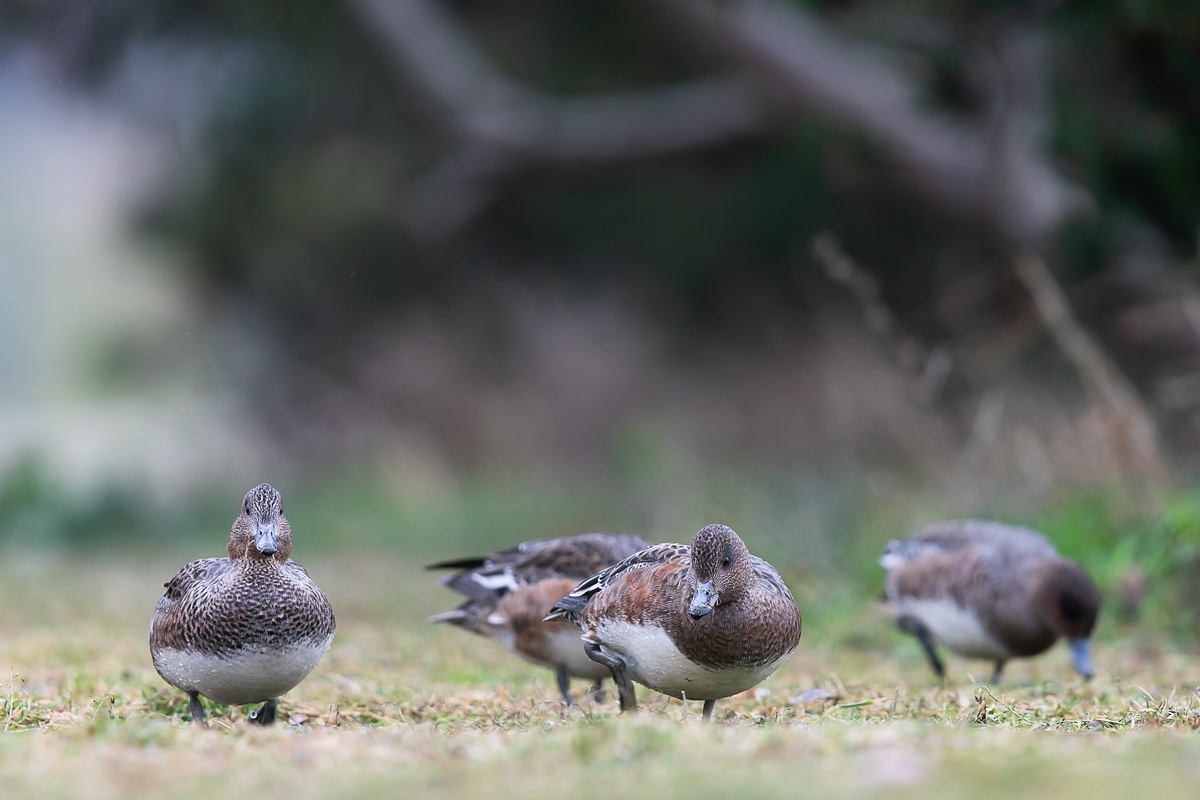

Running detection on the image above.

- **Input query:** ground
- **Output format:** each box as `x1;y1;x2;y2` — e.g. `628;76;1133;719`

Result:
1;551;1198;799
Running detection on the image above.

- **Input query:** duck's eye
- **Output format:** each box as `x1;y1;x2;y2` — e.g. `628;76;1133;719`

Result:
721;557;731;568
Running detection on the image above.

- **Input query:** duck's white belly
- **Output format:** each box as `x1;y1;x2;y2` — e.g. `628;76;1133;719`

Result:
898;597;1008;659
592;620;786;701
153;640;331;705
490;621;612;680
541;628;611;680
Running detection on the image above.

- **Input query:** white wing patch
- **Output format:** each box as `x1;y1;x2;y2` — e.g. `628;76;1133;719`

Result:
472;572;519;592
879;549;907;571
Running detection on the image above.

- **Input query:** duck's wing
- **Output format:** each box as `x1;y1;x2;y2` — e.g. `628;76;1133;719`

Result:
280;557;321;579
507;532;651;582
545;542;689;624
880;520;1055;571
157;557;229;605
150;558;231;648
426;551;518;606
881;520;1056;608
279;559;337;639
749;555;796;600
424;555;488;572
429;532;651;606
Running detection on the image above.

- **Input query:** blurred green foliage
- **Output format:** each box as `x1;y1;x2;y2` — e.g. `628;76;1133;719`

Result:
0;455;148;548
1051;2;1200;266
1023;490;1200;638
3;450;1199;641
3;0;1200;644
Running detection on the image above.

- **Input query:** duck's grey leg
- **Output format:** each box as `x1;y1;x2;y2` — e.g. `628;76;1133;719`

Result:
555;665;574;706
989;660;1005;684
702;700;716;721
188;691;207;727
897;615;944;678
589;679;606;704
247;698;278;725
584;641;637;713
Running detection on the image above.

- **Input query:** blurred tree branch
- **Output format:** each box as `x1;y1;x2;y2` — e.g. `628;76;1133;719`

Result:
346;0;772;238
812;231;951;407
643;0;1088;244
1014;252;1168;484
347;0;1089;245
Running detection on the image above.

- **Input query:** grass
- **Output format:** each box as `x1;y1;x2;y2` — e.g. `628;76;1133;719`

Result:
1;549;1199;800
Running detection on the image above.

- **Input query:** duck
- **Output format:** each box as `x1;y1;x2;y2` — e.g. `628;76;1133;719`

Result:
546;524;802;721
880;519;1100;683
149;483;336;726
428;532;649;704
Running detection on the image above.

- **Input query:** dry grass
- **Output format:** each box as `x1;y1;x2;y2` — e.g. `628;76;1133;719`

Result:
2;551;1199;799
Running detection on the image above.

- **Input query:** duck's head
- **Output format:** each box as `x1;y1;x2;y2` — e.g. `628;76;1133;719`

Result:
228;483;292;562
1032;559;1101;679
687;524;753;620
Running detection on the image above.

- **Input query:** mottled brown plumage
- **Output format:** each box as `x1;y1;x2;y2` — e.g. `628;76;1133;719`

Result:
428;532;649;704
149;483;335;726
548;524;802;720
881;519;1100;682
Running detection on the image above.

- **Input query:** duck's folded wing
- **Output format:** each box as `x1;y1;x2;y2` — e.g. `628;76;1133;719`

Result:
881;520;1056;570
545;542;687;623
509;532;651;583
158;557;228;603
425;555;489;572
432;533;653;607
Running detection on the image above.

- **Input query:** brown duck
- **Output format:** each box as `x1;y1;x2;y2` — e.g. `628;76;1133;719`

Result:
149;483;335;726
881;520;1100;683
428;532;649;704
548;524;802;721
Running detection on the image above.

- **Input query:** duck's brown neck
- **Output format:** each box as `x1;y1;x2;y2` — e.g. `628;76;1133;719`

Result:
227;539;291;563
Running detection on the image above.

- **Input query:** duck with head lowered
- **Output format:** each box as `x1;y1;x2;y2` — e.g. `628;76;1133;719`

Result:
880;519;1101;683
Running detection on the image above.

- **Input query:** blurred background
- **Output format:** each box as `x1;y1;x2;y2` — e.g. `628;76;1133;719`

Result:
2;0;1199;635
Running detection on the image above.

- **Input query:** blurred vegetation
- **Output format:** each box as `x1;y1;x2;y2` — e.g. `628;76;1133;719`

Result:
0;454;154;549
3;1;1200;639
4;447;1200;642
4;2;1196;465
5;1;1195;319
4;15;1200;798
5;2;1181;475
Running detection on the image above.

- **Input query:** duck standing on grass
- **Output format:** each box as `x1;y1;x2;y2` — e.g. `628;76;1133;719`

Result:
149;483;336;726
880;519;1100;683
428;532;649;705
546;524;802;721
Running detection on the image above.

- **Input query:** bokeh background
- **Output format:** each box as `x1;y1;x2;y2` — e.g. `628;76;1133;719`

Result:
2;0;1200;635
